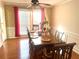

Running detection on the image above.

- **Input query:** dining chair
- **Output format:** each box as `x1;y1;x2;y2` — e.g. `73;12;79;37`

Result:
32;24;39;32
34;43;76;59
54;30;65;43
51;43;76;59
27;28;34;59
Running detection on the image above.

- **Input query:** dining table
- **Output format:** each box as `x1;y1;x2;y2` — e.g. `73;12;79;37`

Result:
30;31;65;46
29;31;65;59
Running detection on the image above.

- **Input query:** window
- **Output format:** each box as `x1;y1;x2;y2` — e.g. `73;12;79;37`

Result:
18;8;42;35
19;9;30;35
33;9;41;25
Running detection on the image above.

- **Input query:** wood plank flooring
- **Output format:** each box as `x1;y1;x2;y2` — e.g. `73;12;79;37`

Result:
0;38;79;59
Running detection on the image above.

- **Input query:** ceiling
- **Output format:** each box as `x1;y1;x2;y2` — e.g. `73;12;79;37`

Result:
0;0;72;7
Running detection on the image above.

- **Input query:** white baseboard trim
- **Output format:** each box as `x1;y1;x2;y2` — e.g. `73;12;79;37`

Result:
0;43;2;47
73;48;79;55
0;41;3;48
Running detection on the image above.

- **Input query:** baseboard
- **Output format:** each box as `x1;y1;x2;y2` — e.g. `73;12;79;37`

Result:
73;48;79;55
0;43;2;47
0;41;3;48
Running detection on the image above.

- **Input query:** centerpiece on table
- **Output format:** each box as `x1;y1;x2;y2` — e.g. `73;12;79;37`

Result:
41;18;50;33
41;18;51;41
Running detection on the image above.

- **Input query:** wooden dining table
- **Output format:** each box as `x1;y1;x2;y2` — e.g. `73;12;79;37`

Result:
29;31;66;59
31;31;64;46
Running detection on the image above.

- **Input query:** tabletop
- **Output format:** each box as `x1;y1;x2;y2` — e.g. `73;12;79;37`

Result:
31;32;64;46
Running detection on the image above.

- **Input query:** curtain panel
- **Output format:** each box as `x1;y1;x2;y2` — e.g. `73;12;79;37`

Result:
14;7;20;37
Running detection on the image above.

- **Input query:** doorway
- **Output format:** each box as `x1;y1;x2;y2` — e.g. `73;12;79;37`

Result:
18;9;30;36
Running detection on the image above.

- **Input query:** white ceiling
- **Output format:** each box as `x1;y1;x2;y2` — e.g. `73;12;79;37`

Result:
1;0;72;7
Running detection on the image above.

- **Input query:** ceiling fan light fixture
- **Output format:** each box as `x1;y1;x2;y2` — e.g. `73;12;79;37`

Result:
27;0;52;9
31;0;39;4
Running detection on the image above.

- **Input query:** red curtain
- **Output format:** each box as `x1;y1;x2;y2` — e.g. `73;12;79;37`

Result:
41;7;45;23
40;7;45;30
14;7;20;37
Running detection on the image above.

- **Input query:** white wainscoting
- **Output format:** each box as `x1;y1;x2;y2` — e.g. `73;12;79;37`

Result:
52;27;79;54
66;31;79;54
0;35;2;47
7;27;15;38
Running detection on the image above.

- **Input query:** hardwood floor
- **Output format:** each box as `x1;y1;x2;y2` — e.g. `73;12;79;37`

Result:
0;38;79;59
72;51;79;59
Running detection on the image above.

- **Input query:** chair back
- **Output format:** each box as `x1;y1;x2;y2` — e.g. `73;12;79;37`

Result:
27;28;34;59
35;43;76;59
32;24;39;32
27;28;32;43
52;43;76;59
27;28;34;50
49;29;65;42
55;30;65;42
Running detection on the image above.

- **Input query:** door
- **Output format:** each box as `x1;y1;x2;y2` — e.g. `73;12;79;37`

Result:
18;9;30;36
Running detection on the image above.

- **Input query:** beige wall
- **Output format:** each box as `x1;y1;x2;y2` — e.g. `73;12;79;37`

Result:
5;5;15;38
5;5;15;27
52;0;79;54
45;8;52;26
52;0;79;33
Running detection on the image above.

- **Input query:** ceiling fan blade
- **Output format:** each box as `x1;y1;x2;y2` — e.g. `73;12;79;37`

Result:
26;3;39;9
39;3;52;8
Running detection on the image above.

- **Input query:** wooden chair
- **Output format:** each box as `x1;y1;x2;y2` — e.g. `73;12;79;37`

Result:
32;24;39;32
27;28;33;46
27;28;34;59
34;43;76;59
55;30;65;43
49;29;65;42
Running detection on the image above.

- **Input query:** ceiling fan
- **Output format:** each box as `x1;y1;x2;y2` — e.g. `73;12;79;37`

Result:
27;0;52;8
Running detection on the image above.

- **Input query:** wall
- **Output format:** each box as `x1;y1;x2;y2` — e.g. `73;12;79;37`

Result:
4;6;53;38
0;2;7;47
45;8;52;26
5;5;15;38
5;5;15;27
2;0;30;3
52;0;79;54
